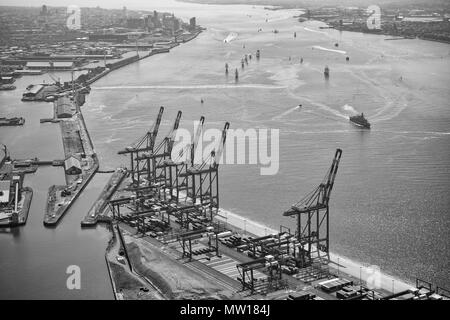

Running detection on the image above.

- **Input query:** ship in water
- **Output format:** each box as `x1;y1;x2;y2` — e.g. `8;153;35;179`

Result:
349;113;371;129
324;66;330;78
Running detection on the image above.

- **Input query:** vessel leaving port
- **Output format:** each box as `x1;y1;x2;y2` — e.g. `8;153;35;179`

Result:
349;113;371;129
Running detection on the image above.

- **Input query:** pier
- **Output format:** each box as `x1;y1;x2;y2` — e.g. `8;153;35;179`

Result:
81;168;128;227
43;96;99;226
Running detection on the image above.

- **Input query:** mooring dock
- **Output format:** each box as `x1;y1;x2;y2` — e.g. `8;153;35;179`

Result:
81;168;128;227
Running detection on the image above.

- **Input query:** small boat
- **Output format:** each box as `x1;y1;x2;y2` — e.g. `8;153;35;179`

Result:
0;84;16;90
324;66;330;77
349;113;371;129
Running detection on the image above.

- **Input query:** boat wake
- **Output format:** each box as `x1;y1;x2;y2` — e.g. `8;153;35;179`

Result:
286;90;349;121
342;104;358;115
223;32;238;43
312;45;347;55
303;27;327;35
271;105;301;120
92;84;286;90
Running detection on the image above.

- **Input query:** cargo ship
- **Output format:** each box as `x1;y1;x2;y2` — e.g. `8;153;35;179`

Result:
349;113;370;129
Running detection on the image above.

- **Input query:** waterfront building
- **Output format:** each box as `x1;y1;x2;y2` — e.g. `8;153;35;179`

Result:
64;156;82;175
56;98;74;118
26;61;74;71
0;180;11;204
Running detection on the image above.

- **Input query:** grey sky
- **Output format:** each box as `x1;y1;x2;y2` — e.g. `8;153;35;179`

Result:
0;0;445;9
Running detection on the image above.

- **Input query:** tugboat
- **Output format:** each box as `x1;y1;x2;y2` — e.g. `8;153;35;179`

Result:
349;113;371;129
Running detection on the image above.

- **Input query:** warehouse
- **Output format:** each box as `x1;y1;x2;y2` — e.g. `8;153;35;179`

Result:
56;97;74;118
26;61;74;71
64;156;82;175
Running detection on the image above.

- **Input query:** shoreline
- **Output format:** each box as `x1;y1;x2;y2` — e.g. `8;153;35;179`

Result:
214;208;415;294
330;26;450;45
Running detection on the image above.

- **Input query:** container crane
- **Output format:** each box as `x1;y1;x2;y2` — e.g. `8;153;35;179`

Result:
283;148;342;268
118;106;164;186
180;122;230;220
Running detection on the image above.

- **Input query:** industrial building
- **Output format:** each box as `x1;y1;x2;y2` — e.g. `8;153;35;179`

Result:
64;156;82;175
26;61;74;71
56;97;74;118
0;180;11;204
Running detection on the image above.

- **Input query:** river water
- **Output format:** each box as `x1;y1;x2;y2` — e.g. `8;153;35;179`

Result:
1;0;449;298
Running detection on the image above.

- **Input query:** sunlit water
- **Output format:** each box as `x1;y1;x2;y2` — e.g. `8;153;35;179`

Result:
1;0;449;298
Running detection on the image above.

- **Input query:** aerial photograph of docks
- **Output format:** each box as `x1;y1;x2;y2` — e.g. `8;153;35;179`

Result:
0;0;449;308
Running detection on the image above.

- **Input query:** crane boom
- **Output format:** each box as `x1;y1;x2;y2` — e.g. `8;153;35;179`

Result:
191;116;205;166
118;107;165;154
284;148;342;216
322;148;342;206
153;110;182;155
212;122;230;167
149;106;164;151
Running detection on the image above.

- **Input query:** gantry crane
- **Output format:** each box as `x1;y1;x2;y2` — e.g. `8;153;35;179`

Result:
118;106;164;187
179;122;230;221
167;116;205;202
283;148;342;268
133;110;182;199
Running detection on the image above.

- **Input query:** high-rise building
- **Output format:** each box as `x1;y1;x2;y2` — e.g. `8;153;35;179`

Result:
189;17;196;30
41;5;48;16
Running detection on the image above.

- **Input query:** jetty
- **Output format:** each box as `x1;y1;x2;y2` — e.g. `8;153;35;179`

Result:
44;96;99;226
81;168;128;227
